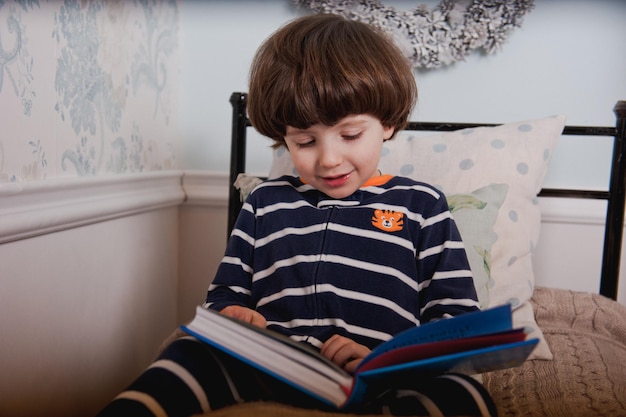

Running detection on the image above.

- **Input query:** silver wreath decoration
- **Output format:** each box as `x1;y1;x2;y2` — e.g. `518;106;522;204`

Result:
294;0;535;69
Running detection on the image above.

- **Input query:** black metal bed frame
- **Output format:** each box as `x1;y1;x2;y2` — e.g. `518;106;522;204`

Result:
228;91;626;301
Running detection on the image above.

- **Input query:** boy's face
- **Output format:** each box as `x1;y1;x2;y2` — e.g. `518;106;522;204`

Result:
284;114;394;199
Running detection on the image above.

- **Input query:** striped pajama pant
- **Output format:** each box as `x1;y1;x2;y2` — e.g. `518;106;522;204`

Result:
96;336;498;417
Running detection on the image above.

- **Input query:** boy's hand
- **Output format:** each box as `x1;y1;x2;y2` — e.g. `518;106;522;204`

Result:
220;305;267;328
320;334;371;374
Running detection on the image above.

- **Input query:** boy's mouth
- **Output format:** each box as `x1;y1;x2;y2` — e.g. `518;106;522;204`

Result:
322;173;351;188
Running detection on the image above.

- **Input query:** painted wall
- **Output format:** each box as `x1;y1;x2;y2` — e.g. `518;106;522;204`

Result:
180;0;626;189
176;0;626;311
0;206;179;417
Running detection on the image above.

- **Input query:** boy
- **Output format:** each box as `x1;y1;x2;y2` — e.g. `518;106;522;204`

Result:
97;13;495;417
208;12;479;373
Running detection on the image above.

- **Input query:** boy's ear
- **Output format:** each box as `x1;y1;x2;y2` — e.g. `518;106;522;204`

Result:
383;126;395;140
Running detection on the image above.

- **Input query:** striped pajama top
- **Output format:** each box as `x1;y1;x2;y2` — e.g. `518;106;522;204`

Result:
204;175;479;350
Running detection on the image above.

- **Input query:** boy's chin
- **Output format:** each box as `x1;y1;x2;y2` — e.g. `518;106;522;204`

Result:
319;186;359;199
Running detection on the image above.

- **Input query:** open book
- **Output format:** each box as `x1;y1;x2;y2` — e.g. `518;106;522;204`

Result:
181;304;538;409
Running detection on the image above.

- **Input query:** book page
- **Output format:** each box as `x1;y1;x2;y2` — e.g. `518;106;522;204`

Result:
360;304;513;369
183;322;349;407
356;328;526;373
186;307;352;385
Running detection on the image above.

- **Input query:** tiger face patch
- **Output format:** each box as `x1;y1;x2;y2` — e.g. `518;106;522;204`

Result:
371;209;404;232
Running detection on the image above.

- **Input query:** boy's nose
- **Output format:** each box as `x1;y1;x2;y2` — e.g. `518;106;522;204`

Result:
318;144;343;168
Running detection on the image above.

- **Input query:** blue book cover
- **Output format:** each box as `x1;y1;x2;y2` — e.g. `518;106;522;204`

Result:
181;304;538;409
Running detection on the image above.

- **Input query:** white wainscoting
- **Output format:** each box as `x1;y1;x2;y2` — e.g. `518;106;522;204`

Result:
0;172;184;417
178;171;230;323
0;171;186;244
536;197;626;305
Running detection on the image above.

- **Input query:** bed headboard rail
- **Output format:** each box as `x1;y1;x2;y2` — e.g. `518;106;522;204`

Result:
228;92;626;300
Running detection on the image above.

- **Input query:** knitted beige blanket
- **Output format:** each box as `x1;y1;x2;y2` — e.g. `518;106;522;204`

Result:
483;286;626;417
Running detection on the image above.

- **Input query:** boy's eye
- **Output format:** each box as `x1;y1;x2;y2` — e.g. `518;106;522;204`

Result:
343;132;363;141
296;139;315;148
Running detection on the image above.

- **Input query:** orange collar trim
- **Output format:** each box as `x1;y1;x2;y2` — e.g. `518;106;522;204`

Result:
362;174;394;187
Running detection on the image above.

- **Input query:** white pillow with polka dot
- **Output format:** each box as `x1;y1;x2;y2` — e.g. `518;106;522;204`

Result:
270;115;566;360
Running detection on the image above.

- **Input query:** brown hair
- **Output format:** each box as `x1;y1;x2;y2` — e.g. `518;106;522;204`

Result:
247;13;417;147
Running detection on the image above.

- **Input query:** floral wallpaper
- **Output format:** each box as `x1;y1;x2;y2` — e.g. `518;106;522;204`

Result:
0;0;179;183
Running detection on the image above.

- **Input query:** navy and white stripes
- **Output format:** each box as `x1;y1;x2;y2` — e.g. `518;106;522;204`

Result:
96;337;497;417
206;175;479;350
